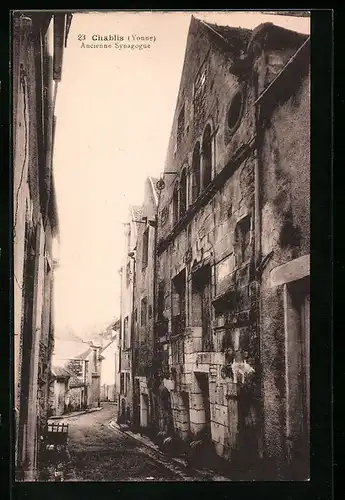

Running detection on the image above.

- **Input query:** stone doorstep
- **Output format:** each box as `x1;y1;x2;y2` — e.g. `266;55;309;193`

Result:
111;422;230;481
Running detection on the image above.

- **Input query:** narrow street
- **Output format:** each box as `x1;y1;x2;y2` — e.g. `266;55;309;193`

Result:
45;403;211;482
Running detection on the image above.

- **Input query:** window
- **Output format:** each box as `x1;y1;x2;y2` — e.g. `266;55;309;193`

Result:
157;280;165;320
141;297;148;327
93;349;97;372
179;168;187;217
126;262;131;287
202;124;212;189
120;373;125;394
227;89;244;133
177;104;185;147
172;182;179;226
192;142;201;202
172;270;186;336
142;227;149;269
171;337;184;365
194;60;208;99
126;225;131;250
234;215;251;266
194;59;208;126
192;265;213;351
123;316;129;349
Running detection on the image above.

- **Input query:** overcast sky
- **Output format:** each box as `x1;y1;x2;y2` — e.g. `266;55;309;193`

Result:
52;11;310;339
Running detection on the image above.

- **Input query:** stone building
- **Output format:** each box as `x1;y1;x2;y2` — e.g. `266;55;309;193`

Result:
13;12;72;481
153;17;310;480
118;206;143;424
100;322;121;403
130;177;160;433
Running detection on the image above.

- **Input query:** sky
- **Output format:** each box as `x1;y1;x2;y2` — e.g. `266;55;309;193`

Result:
52;11;310;340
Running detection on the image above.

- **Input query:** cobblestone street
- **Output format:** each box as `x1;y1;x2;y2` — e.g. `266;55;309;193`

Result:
43;403;212;482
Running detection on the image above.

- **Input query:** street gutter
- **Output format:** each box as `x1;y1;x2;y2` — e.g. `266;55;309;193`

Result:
111;421;230;482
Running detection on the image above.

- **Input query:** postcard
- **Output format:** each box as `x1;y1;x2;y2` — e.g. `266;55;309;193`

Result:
12;9;312;483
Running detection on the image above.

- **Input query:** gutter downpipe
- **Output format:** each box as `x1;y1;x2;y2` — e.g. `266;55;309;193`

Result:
151;200;159;434
253;62;264;476
117;267;123;421
130;255;136;428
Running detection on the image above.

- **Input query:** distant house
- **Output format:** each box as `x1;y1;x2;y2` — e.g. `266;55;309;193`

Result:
49;367;71;417
68;372;86;412
51;337;103;412
100;331;120;402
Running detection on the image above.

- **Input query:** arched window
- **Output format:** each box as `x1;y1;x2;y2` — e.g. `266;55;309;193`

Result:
202;124;212;189
172;182;179;226
179;168;187;217
192;142;201;203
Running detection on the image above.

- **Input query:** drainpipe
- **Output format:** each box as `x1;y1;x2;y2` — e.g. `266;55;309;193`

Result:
253;64;265;471
150;211;159;433
129;254;136;427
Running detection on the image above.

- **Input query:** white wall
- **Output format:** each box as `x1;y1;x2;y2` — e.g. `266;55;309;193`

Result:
101;341;117;386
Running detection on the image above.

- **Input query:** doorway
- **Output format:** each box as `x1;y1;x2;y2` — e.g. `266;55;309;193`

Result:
195;372;211;439
141;393;149;428
285;276;310;479
133;378;140;428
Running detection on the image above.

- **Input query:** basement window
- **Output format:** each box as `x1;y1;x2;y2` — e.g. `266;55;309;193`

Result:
227;89;244;133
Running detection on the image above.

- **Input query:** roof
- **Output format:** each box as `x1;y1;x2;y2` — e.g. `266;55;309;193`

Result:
199;19;252;56
247;22;308;57
131;205;144;222
149;176;161;204
69;374;85;388
78;347;92;360
51;366;71;379
101;340;116;355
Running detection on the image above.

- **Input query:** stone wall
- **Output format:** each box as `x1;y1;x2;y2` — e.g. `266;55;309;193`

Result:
155;19;260;462
259;62;310;479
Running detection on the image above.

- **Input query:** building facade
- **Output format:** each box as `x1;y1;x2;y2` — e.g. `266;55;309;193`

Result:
150;17;310;480
13;12;72;481
99;322;120;403
118;207;141;424
130;177;160;433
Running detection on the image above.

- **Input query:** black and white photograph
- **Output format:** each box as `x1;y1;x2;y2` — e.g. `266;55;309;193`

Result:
12;10;311;482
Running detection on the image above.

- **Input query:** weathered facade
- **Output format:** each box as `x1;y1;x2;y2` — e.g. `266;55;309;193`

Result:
52;339;103;412
151;17;310;480
258;36;310;480
100;324;120;403
49;367;71;417
131;177;159;432
13;12;72;481
118;207;141;424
